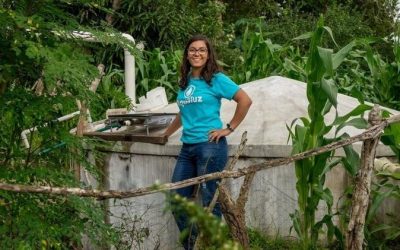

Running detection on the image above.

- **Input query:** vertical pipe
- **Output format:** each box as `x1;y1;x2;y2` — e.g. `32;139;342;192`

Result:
122;33;136;106
124;48;136;105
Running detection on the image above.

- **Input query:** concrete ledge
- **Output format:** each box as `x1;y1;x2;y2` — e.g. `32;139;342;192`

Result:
99;141;395;158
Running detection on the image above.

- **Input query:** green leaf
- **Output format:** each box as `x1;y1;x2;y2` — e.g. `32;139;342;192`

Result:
314;151;332;178
245;71;251;82
313;186;333;208
283;58;306;76
331;104;372;126
321;78;337;107
317;47;333;76
333;40;357;70
295;124;308;148
322;26;338;47
289;210;302;237
140;78;149;92
293;32;313;40
369;224;394;234
336;117;368;133
366;186;395;224
376;172;400;180
387;229;400;240
340;134;360;176
322;158;342;175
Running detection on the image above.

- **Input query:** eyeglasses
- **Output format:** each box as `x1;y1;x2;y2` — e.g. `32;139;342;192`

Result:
188;47;208;55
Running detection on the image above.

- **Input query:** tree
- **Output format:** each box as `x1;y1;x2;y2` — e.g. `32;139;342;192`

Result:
0;1;125;247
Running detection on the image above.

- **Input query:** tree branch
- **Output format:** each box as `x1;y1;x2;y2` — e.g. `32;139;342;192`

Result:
346;105;382;250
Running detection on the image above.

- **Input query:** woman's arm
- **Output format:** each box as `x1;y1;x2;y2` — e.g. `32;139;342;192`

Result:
164;112;182;137
209;89;252;142
227;89;252;131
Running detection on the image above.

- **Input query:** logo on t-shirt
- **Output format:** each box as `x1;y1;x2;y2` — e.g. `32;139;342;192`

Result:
178;85;203;107
184;85;196;98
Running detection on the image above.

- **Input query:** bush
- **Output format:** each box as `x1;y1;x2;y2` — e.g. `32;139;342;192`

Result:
114;0;225;49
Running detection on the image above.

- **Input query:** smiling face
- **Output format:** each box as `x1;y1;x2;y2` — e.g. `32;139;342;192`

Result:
179;35;220;89
187;40;209;76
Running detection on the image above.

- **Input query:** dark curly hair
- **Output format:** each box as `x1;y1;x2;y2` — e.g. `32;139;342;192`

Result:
179;35;220;89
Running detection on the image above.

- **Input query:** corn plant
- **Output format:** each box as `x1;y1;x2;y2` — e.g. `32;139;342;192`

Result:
381;111;400;161
135;48;182;101
288;18;370;249
230;21;313;85
230;22;307;84
356;48;398;108
335;38;400;112
365;170;400;248
233;27;284;83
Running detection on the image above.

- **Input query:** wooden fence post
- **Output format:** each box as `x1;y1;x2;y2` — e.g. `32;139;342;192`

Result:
74;64;104;180
194;132;251;250
346;105;382;250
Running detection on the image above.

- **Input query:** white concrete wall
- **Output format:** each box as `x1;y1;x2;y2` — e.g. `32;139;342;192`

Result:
103;152;356;249
105;154;179;249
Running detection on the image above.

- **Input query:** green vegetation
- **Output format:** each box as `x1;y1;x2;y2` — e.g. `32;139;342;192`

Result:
248;228;302;250
286;18;368;249
167;193;241;249
366;171;400;249
1;0;399;248
0;0;128;248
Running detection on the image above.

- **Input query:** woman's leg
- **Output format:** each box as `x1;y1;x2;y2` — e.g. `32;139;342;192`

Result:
171;144;197;249
195;137;228;217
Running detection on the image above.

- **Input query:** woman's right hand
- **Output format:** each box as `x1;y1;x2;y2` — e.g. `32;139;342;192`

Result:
208;128;232;143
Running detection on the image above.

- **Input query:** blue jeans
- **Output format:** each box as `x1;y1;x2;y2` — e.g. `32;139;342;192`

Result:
171;137;228;249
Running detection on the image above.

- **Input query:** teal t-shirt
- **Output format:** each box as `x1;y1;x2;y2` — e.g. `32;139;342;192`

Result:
177;72;240;144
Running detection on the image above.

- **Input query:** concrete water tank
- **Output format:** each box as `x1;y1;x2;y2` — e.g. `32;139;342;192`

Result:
93;76;399;249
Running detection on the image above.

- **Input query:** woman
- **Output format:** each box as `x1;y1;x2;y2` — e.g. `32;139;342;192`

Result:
164;35;252;249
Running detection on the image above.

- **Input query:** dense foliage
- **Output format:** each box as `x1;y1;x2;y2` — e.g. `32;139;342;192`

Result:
0;0;125;247
0;0;399;248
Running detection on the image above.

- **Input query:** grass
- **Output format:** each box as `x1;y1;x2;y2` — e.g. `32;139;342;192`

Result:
248;228;302;250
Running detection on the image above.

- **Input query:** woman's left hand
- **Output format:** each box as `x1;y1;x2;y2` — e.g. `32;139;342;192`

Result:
208;128;231;143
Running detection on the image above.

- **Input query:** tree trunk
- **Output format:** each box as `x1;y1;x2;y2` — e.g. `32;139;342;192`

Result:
74;64;104;180
105;0;122;25
219;185;250;249
74;100;88;180
346;105;382;250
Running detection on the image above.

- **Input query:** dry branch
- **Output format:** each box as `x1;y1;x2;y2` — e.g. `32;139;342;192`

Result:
218;170;254;250
236;172;256;216
105;0;122;25
0;114;399;199
346;105;382;250
219;185;250;249
74;64;105;179
199;132;250;249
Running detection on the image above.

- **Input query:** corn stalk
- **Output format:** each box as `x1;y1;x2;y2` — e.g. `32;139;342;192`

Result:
288;17;367;249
